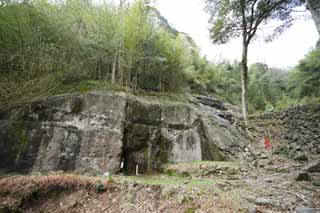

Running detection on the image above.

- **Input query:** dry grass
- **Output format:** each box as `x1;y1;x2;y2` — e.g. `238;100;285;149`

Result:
0;174;110;203
196;192;243;213
0;174;245;213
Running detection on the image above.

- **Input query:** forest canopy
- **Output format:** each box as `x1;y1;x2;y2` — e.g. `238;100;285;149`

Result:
0;0;319;113
0;0;199;102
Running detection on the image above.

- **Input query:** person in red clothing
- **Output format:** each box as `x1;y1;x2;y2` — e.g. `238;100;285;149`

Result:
264;137;271;149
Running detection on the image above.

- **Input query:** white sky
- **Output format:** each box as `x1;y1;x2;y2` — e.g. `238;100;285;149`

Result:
155;0;319;68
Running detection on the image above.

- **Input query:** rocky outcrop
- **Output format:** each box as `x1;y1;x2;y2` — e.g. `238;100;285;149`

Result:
304;160;320;173
260;104;320;157
0;93;127;175
0;92;248;175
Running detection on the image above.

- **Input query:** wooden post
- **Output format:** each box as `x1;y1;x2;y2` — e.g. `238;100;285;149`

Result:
135;164;139;176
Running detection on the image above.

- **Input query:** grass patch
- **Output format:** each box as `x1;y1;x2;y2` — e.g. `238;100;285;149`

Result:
187;161;239;167
74;80;129;94
133;90;190;103
0;75;191;111
185;207;197;213
114;175;221;188
0;174;112;201
163;161;240;178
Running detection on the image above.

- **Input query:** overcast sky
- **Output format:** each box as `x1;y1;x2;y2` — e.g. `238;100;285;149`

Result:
155;0;319;68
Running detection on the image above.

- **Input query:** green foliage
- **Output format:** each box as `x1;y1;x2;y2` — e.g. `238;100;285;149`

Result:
288;49;320;99
0;0;195;108
249;49;320;112
185;207;197;213
298;49;320;73
248;63;289;112
188;55;320;113
0;0;318;114
205;0;305;120
187;60;242;104
205;0;305;45
274;95;299;111
96;181;106;192
116;175;220;187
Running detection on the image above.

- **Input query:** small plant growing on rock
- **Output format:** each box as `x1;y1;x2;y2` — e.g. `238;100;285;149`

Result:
185;207;197;213
96;181;106;192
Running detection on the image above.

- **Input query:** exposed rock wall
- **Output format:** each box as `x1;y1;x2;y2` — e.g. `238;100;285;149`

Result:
0;92;248;175
0;93;127;174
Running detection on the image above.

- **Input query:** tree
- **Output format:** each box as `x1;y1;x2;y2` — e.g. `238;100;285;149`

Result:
307;0;320;34
288;49;320;98
205;0;305;123
1;0;196;107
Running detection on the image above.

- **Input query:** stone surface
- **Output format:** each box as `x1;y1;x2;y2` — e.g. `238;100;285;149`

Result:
0;92;248;175
254;198;273;206
245;207;262;213
0;92;127;174
296;207;320;213
303;160;320;173
294;154;309;162
295;171;312;182
259;104;320;156
195;95;226;110
313;180;320;187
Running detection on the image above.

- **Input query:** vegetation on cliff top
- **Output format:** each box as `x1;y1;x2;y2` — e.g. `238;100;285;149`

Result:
0;0;319;115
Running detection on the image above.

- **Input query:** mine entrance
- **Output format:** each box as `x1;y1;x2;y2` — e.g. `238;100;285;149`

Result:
120;148;146;175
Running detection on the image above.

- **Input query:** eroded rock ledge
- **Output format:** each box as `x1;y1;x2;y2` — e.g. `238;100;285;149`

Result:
0;92;248;175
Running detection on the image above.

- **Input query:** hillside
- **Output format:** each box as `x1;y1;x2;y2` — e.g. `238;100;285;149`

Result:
1;0;320;212
0;92;319;212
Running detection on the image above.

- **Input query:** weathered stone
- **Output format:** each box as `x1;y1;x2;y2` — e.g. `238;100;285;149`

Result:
295;172;312;182
0;92;248;175
303;160;320;173
0;92;127;175
296;207;319;213
294;154;309;162
195;95;226;110
245;207;263;213
260;104;320;158
313;180;320;187
254;198;273;206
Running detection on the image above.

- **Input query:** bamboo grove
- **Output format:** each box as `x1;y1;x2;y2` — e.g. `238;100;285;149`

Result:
0;0;199;106
0;0;319;113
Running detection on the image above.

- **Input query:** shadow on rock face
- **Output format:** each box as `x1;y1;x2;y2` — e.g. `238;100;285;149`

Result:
0;92;249;175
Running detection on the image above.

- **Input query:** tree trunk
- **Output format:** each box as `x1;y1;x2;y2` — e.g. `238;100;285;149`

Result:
111;51;117;84
307;0;320;35
240;0;249;125
118;54;122;85
241;41;249;124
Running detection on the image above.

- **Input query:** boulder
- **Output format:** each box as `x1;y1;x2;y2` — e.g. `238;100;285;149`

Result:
195;95;226;110
254;198;273;206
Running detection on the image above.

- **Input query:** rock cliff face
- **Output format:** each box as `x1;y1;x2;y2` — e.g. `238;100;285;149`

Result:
0;92;248;175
